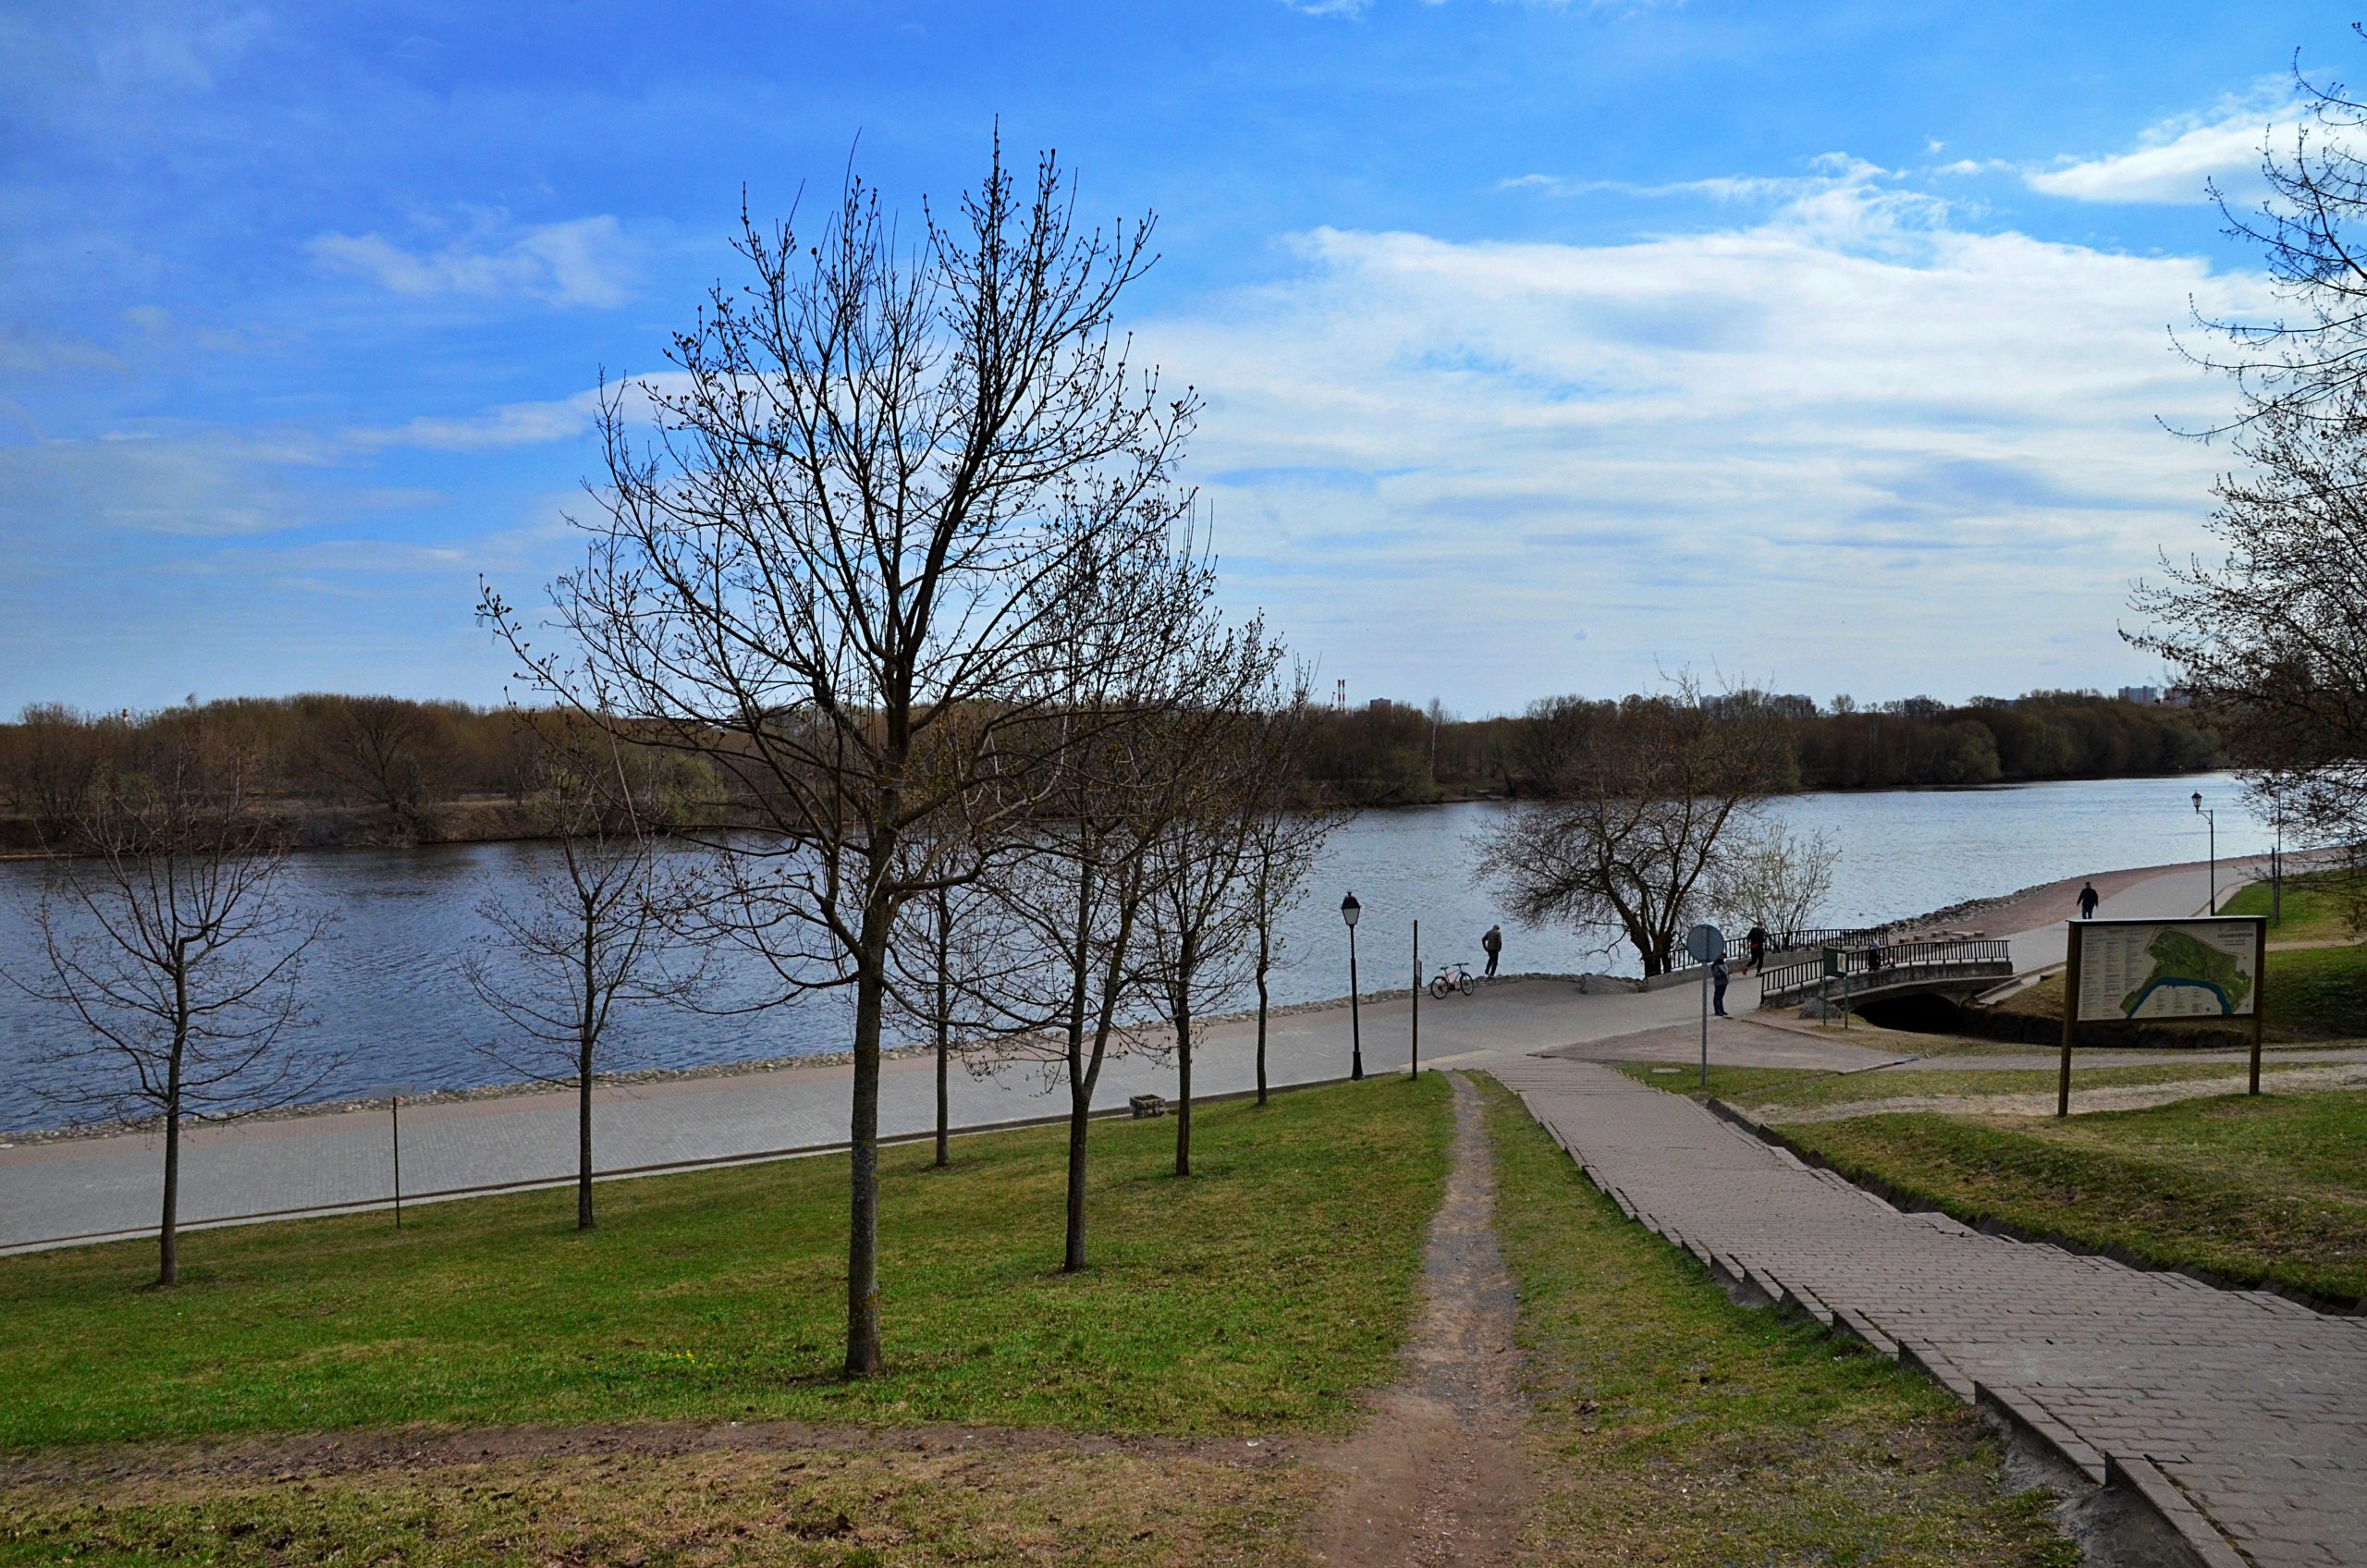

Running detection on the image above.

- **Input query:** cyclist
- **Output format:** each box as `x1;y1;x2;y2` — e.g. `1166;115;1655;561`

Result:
1481;924;1503;979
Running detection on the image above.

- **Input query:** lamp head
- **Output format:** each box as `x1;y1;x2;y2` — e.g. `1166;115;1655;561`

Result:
1341;891;1361;929
2192;791;2203;814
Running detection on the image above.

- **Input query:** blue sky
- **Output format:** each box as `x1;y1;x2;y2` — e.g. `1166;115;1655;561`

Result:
0;1;2346;717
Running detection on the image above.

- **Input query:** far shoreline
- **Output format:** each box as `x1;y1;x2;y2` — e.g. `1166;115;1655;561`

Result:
0;764;2243;864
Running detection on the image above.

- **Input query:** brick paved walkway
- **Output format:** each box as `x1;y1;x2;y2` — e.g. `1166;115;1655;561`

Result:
1492;1057;2367;1568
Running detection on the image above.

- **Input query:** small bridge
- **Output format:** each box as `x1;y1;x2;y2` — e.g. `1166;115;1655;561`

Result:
1757;938;2016;1012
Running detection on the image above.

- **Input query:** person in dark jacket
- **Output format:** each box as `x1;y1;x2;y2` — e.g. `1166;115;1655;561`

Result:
1711;954;1730;1016
1746;922;1769;974
1481;924;1503;978
2078;882;2100;920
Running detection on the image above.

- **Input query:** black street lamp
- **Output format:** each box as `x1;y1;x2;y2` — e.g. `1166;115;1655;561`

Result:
2271;790;2285;925
1341;891;1364;1082
2192;791;2216;913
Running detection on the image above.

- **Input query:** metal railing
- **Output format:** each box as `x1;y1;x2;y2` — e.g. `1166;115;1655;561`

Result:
1762;925;1881;953
1756;938;2014;1008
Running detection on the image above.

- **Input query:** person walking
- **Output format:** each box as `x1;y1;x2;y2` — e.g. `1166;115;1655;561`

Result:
1746;921;1769;974
1481;924;1503;979
1711;954;1730;1016
2077;882;2100;920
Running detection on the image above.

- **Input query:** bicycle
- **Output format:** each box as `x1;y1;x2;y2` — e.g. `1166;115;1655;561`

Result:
1428;962;1477;999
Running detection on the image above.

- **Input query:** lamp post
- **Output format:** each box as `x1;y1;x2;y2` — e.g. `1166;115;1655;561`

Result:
2192;791;2216;913
2272;790;2285;926
1341;892;1364;1082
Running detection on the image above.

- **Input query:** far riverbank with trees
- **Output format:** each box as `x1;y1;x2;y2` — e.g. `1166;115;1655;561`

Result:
0;685;2218;852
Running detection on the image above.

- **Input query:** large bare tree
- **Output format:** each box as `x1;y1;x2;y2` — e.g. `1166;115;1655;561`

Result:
481;144;1195;1375
1476;687;1791;976
13;739;331;1285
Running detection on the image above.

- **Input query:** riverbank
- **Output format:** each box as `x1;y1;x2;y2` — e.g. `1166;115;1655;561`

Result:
0;767;2244;863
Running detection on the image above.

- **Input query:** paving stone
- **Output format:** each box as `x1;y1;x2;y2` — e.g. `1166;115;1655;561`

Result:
1494;1057;2367;1568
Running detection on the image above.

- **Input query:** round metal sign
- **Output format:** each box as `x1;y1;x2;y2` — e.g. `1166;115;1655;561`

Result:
1685;923;1726;963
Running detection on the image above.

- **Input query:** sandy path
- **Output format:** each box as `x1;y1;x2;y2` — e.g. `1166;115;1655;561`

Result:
1305;1074;1528;1566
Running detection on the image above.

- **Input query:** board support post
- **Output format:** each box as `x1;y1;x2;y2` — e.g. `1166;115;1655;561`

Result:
2057;922;2081;1120
2250;915;2266;1096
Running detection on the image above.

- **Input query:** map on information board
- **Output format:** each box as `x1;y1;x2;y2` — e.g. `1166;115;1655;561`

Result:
2075;919;2260;1022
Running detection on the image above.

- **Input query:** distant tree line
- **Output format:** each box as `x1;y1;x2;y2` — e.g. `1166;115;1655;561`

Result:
1294;689;2220;804
0;684;2222;847
0;695;725;850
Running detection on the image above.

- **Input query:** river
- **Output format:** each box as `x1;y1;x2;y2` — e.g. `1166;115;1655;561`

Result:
0;771;2280;1130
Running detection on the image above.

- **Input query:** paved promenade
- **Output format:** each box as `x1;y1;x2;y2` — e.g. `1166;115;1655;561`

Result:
0;854;2292;1254
0;974;1703;1252
1492;1056;2367;1568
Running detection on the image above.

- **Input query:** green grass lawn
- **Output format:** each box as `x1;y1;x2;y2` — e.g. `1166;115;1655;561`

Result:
1478;1077;2076;1566
1618;1060;2324;1115
0;1076;1453;1452
2223;866;2360;945
1778;1089;2367;1304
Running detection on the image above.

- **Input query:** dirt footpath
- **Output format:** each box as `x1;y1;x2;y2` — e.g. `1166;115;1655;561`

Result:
1306;1073;1529;1567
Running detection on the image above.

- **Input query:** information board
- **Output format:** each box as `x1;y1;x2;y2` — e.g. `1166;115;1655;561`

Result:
2073;918;2262;1022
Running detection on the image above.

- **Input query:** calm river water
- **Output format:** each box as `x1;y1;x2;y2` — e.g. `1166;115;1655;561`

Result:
0;772;2277;1129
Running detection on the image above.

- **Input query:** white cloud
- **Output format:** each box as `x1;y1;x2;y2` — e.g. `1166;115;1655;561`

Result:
350;392;603;452
309;214;636;307
1145;179;2271;705
2027;117;2275;204
1504;153;1887;205
2024;81;2304;205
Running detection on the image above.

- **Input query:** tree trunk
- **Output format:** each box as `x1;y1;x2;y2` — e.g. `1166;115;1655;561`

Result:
579;913;597;1231
1173;936;1195;1178
158;1091;181;1288
577;1060;595;1231
934;888;950;1170
845;904;889;1378
1061;863;1095;1274
1064;1070;1091;1274
1256;926;1271;1107
159;953;188;1287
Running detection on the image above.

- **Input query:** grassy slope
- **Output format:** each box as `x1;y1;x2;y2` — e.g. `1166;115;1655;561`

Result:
2222;868;2359;945
1781;1090;2367;1303
1478;1077;2075;1567
0;1076;1453;1451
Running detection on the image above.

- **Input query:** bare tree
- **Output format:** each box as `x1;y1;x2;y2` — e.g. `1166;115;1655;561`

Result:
306;694;454;837
481;143;1196;1375
886;814;1005;1170
953;527;1229;1268
2136;37;2367;875
1476;686;1791;976
1144;651;1296;1172
1710;821;1839;948
12;740;330;1285
2;704;106;836
2179;40;2367;433
463;728;704;1231
1241;812;1335;1106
